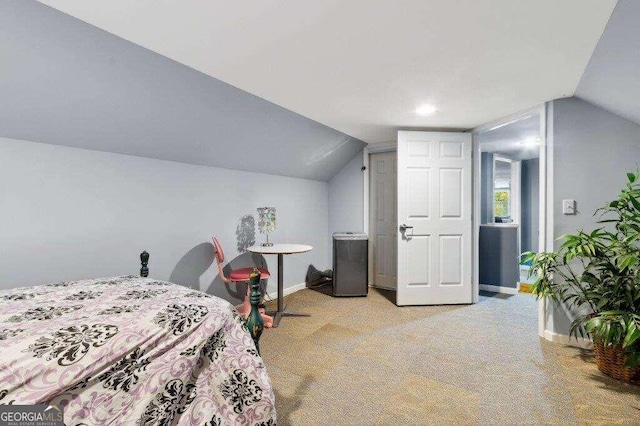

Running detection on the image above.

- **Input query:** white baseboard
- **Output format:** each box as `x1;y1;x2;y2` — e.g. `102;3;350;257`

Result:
369;282;397;291
543;330;593;350
233;282;308;311
264;281;307;301
479;284;518;295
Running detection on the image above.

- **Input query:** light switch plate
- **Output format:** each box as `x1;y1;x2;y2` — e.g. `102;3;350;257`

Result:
563;199;576;215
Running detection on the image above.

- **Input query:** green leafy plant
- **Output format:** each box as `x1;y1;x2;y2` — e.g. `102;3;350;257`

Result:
522;171;640;368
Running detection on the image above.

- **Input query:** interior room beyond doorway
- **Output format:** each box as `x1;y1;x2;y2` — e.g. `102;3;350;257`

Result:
477;113;542;295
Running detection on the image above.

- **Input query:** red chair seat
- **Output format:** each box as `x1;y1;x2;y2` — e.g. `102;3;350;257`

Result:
229;267;271;281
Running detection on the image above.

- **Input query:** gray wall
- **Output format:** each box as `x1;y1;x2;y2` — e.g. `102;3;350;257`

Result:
576;0;640;128
480;152;494;224
479;226;520;288
547;97;640;335
0;0;365;182
0;137;329;303
521;158;539;254
328;151;365;259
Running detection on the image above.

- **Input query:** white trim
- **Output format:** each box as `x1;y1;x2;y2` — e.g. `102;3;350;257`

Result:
363;147;370;235
472;132;481;304
472;105;543;135
363;147;372;285
236;281;308;312
543;330;593;350
513;160;521;225
264;281;307;301
479;284;518;295
539;101;552;338
514;160;522;261
367;140;397;153
370;283;396;291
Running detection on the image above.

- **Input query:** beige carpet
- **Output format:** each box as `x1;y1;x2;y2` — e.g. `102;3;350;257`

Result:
260;287;640;425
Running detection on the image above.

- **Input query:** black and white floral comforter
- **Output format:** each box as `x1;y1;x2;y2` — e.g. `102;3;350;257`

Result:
0;276;276;425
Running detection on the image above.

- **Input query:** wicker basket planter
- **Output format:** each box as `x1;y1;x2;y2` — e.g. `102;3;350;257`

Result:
594;340;640;386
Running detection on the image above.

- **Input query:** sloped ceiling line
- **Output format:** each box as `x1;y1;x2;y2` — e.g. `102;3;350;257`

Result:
0;0;365;182
575;0;640;128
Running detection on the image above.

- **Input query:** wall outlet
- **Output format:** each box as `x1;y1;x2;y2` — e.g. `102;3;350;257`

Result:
562;199;576;215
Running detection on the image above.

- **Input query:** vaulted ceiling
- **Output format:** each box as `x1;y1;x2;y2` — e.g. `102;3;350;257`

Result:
5;1;635;182
37;0;617;143
1;1;365;181
576;0;640;126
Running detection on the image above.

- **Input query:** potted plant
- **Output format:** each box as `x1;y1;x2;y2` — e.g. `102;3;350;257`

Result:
523;171;640;385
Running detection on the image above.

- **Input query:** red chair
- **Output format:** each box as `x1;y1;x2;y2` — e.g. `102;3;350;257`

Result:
212;237;274;328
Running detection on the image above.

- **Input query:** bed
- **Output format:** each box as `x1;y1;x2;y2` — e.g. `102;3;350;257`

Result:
0;253;275;425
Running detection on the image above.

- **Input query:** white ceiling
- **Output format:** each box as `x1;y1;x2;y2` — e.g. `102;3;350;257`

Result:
38;0;617;143
478;114;540;160
0;1;365;182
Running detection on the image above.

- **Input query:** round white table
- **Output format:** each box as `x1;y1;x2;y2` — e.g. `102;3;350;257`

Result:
248;244;313;327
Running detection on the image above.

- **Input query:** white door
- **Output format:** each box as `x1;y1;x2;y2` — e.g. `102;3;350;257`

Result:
397;131;472;305
369;152;397;289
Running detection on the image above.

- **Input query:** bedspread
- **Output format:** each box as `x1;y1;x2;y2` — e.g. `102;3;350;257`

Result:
0;275;276;425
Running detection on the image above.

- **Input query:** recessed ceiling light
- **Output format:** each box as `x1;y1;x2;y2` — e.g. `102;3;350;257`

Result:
415;104;437;116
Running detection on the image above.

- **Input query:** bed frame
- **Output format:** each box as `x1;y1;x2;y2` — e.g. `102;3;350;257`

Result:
139;251;264;353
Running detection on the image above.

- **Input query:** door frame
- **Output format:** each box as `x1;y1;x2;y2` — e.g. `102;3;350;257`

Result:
363;142;398;288
471;103;549;338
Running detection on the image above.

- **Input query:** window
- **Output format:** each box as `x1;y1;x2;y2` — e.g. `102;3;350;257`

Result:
494;188;510;217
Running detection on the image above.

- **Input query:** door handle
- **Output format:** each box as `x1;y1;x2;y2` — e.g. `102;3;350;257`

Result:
399;224;413;232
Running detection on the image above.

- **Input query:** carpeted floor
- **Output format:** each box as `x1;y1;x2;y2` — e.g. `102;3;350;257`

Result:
260;287;640;425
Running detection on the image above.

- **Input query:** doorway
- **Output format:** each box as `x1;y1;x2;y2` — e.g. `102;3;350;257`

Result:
361;112;545;315
472;106;546;304
364;131;474;305
368;151;397;290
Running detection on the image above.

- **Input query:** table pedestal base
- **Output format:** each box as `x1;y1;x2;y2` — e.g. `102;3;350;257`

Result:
247;246;314;328
267;305;310;328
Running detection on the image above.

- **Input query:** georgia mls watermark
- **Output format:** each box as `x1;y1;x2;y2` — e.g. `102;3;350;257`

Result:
0;405;63;426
